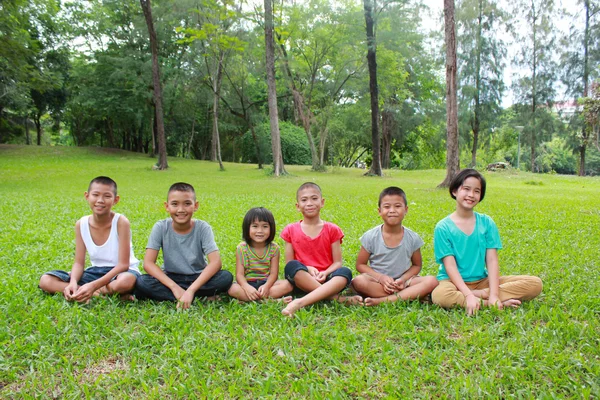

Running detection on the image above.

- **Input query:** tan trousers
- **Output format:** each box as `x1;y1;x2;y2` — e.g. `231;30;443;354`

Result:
431;275;543;308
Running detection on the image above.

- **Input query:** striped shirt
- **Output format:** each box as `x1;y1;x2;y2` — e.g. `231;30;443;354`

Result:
237;241;280;281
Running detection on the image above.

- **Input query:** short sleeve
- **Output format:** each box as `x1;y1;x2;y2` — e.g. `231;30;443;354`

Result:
280;224;293;243
360;229;374;254
434;222;454;264
146;221;164;250
199;222;219;255
327;223;344;244
483;215;502;250
411;231;425;253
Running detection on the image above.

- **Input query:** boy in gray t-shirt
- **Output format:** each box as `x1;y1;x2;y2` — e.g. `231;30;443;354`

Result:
351;187;439;306
134;183;233;308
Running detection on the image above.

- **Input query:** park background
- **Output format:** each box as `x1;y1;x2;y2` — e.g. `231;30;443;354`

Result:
1;0;599;176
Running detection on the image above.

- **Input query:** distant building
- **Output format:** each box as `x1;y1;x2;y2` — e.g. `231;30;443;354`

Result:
553;100;581;121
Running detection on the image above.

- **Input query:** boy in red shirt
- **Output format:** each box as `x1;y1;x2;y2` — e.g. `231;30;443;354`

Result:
281;182;363;316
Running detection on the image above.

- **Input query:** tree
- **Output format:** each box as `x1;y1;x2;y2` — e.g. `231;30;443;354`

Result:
561;0;600;175
364;0;382;176
140;0;168;170
457;0;506;167
264;0;285;176
512;0;557;172
439;0;460;187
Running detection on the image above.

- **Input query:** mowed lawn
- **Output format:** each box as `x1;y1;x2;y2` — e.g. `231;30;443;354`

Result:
0;144;598;398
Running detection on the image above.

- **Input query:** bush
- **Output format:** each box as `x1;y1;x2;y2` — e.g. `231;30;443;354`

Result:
237;121;312;166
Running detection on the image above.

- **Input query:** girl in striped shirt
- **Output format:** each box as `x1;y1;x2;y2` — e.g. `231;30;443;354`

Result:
227;207;293;302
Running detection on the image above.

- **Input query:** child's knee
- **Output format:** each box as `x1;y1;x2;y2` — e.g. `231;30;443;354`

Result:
527;276;543;298
351;274;370;291
424;276;439;290
39;274;57;292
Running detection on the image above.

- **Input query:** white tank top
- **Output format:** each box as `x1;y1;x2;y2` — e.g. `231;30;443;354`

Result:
80;213;140;272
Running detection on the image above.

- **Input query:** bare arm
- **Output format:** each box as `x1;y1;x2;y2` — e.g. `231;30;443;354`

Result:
283;241;295;264
320;240;343;277
398;249;423;283
485;248;502;308
182;251;223;304
64;221;86;300
235;247;260;301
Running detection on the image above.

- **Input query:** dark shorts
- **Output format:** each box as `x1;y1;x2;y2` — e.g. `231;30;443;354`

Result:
284;260;352;291
134;270;233;301
246;279;268;290
44;267;140;285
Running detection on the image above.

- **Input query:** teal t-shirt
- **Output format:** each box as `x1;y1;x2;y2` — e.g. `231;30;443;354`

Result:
434;212;502;282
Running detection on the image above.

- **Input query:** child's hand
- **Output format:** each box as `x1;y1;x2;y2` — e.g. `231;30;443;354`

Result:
171;286;186;302
244;284;261;301
465;293;480;316
257;285;270;299
63;282;79;301
177;289;194;310
487;294;503;310
72;282;97;303
307;266;321;280
378;275;395;294
315;271;327;283
393;278;405;291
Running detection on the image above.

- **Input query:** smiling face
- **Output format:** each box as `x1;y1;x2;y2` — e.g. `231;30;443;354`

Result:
85;182;119;216
296;187;324;218
248;219;271;245
452;176;482;210
165;190;198;227
378;194;408;227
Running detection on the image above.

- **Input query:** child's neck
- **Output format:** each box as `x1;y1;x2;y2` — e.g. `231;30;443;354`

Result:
302;215;322;225
91;211;114;225
172;220;194;234
453;206;475;220
382;222;403;234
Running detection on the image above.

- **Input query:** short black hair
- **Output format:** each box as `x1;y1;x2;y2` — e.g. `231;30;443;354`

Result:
449;169;486;202
88;176;117;196
378;186;407;207
296;182;322;199
168;182;196;200
242;207;276;244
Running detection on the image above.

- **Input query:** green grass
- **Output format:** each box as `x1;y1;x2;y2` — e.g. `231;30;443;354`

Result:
1;144;599;398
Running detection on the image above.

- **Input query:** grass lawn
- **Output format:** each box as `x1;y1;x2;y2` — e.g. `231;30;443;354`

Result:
0;144;599;398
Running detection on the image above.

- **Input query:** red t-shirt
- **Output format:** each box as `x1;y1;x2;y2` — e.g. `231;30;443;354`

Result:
280;221;344;271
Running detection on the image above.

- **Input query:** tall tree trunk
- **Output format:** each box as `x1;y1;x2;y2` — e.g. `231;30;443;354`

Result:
34;112;42;145
579;0;590;176
150;111;156;157
530;0;537;173
439;0;460;188
276;36;320;170
264;0;286;176
141;0;168;170
470;0;483;168
212;50;225;170
364;0;382;176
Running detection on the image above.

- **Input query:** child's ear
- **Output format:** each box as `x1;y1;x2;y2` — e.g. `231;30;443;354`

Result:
164;201;169;211
114;195;120;205
194;201;199;211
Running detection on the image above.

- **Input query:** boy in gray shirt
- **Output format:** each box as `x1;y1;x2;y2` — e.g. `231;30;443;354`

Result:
134;183;232;308
351;187;438;306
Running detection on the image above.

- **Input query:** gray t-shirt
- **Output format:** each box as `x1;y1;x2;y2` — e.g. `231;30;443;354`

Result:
147;218;219;275
360;225;424;279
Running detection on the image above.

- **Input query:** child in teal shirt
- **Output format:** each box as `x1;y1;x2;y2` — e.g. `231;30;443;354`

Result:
431;169;542;315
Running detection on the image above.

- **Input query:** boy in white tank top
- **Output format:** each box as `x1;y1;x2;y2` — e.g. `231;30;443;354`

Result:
39;176;140;302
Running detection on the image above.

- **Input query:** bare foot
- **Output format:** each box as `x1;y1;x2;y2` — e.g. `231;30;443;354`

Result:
471;289;488;299
93;286;109;297
282;299;303;317
205;295;219;302
365;294;398;307
279;296;293;304
502;299;521;308
336;295;364;306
